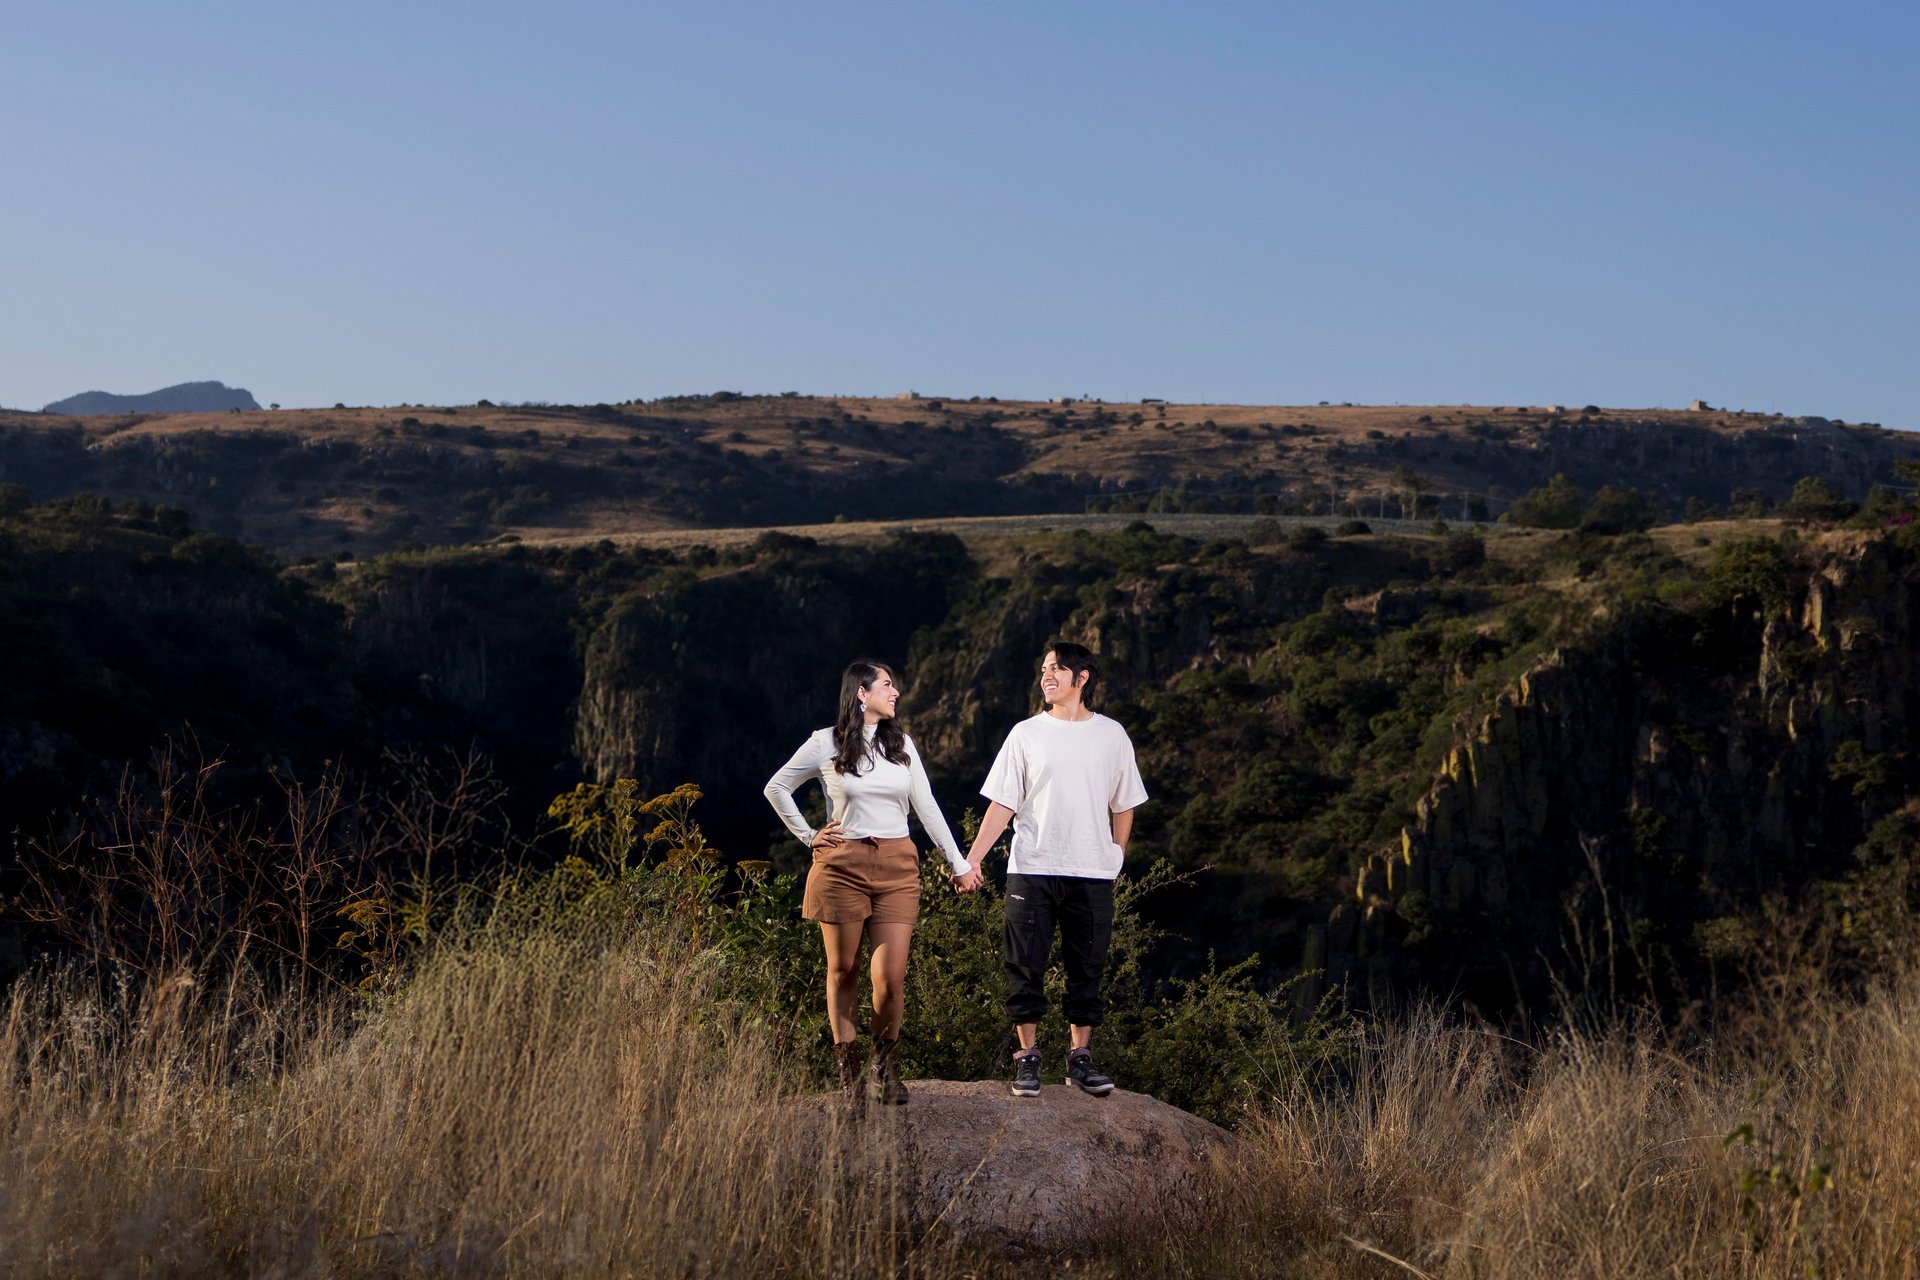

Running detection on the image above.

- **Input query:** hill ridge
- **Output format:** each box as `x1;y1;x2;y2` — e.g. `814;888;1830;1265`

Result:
43;380;260;416
1;396;1913;556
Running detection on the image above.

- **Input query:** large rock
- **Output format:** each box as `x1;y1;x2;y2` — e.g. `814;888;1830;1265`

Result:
797;1079;1236;1250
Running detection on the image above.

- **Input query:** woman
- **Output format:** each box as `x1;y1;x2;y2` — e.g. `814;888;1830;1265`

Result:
764;659;969;1104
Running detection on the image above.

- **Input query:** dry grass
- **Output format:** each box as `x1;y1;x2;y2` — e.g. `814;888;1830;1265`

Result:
8;919;1920;1277
0;924;972;1278
1211;978;1920;1279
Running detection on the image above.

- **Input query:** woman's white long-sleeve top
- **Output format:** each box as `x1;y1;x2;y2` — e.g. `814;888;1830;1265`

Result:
763;725;970;874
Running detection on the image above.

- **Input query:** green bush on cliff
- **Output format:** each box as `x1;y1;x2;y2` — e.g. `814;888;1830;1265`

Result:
1708;537;1791;613
1824;810;1920;970
1830;741;1896;798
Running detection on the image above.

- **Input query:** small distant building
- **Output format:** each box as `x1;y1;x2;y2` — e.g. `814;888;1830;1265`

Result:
1545;404;1565;415
1690;399;1711;412
1051;397;1076;405
897;391;921;400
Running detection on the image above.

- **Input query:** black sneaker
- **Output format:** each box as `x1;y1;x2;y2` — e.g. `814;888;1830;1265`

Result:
1066;1052;1114;1097
1010;1052;1042;1098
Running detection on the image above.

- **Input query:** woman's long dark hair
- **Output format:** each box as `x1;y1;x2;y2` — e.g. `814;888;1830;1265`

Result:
833;659;910;775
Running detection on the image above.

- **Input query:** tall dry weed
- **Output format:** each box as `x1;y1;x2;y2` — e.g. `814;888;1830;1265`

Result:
10;939;1920;1276
1215;970;1920;1279
0;920;973;1278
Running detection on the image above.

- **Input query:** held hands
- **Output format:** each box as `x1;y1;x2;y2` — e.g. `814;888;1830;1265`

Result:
810;820;846;851
954;801;1010;897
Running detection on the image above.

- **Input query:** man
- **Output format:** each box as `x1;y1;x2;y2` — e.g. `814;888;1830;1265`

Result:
955;641;1148;1098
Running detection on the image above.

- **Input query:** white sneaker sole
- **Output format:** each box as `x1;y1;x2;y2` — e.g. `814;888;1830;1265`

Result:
1011;1083;1040;1097
1070;1078;1114;1097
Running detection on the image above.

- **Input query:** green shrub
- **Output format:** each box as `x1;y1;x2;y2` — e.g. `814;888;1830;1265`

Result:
1847;485;1907;529
1580;485;1658;534
1782;476;1855;525
1429;530;1486;575
1509;473;1586;529
1286;525;1329;552
1830;740;1895;798
1708;537;1791;613
1245;517;1285;546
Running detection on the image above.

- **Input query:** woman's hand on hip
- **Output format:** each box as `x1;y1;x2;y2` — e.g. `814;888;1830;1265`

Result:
811;821;846;851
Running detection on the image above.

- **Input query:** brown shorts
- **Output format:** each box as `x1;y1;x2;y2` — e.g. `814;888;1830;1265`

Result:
802;835;921;925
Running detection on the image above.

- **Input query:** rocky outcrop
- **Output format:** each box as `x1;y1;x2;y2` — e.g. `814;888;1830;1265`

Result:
793;1080;1235;1250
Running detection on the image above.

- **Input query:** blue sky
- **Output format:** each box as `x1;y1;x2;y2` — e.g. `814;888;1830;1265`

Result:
4;1;1916;423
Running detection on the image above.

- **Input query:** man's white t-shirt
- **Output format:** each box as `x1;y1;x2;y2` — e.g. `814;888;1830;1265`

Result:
980;711;1148;880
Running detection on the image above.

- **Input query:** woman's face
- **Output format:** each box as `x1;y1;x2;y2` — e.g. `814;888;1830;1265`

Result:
863;671;900;720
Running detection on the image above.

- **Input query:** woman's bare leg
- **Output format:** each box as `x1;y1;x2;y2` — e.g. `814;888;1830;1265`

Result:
866;920;913;1041
821;920;867;1043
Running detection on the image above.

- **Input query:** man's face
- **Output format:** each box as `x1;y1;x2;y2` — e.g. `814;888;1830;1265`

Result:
1039;651;1083;706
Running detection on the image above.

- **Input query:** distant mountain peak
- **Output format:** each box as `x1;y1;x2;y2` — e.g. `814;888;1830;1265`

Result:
44;381;262;415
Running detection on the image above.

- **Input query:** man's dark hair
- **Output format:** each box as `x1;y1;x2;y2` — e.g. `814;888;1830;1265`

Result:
1044;640;1099;707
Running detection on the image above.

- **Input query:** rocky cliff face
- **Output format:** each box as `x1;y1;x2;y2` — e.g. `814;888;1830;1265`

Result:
570;536;973;840
1334;533;1917;1014
901;543;1332;768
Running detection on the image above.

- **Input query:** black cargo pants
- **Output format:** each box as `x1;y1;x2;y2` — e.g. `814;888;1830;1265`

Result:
1002;872;1116;1027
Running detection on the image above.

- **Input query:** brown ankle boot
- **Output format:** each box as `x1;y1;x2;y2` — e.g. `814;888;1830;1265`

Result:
873;1036;909;1105
834;1040;866;1106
